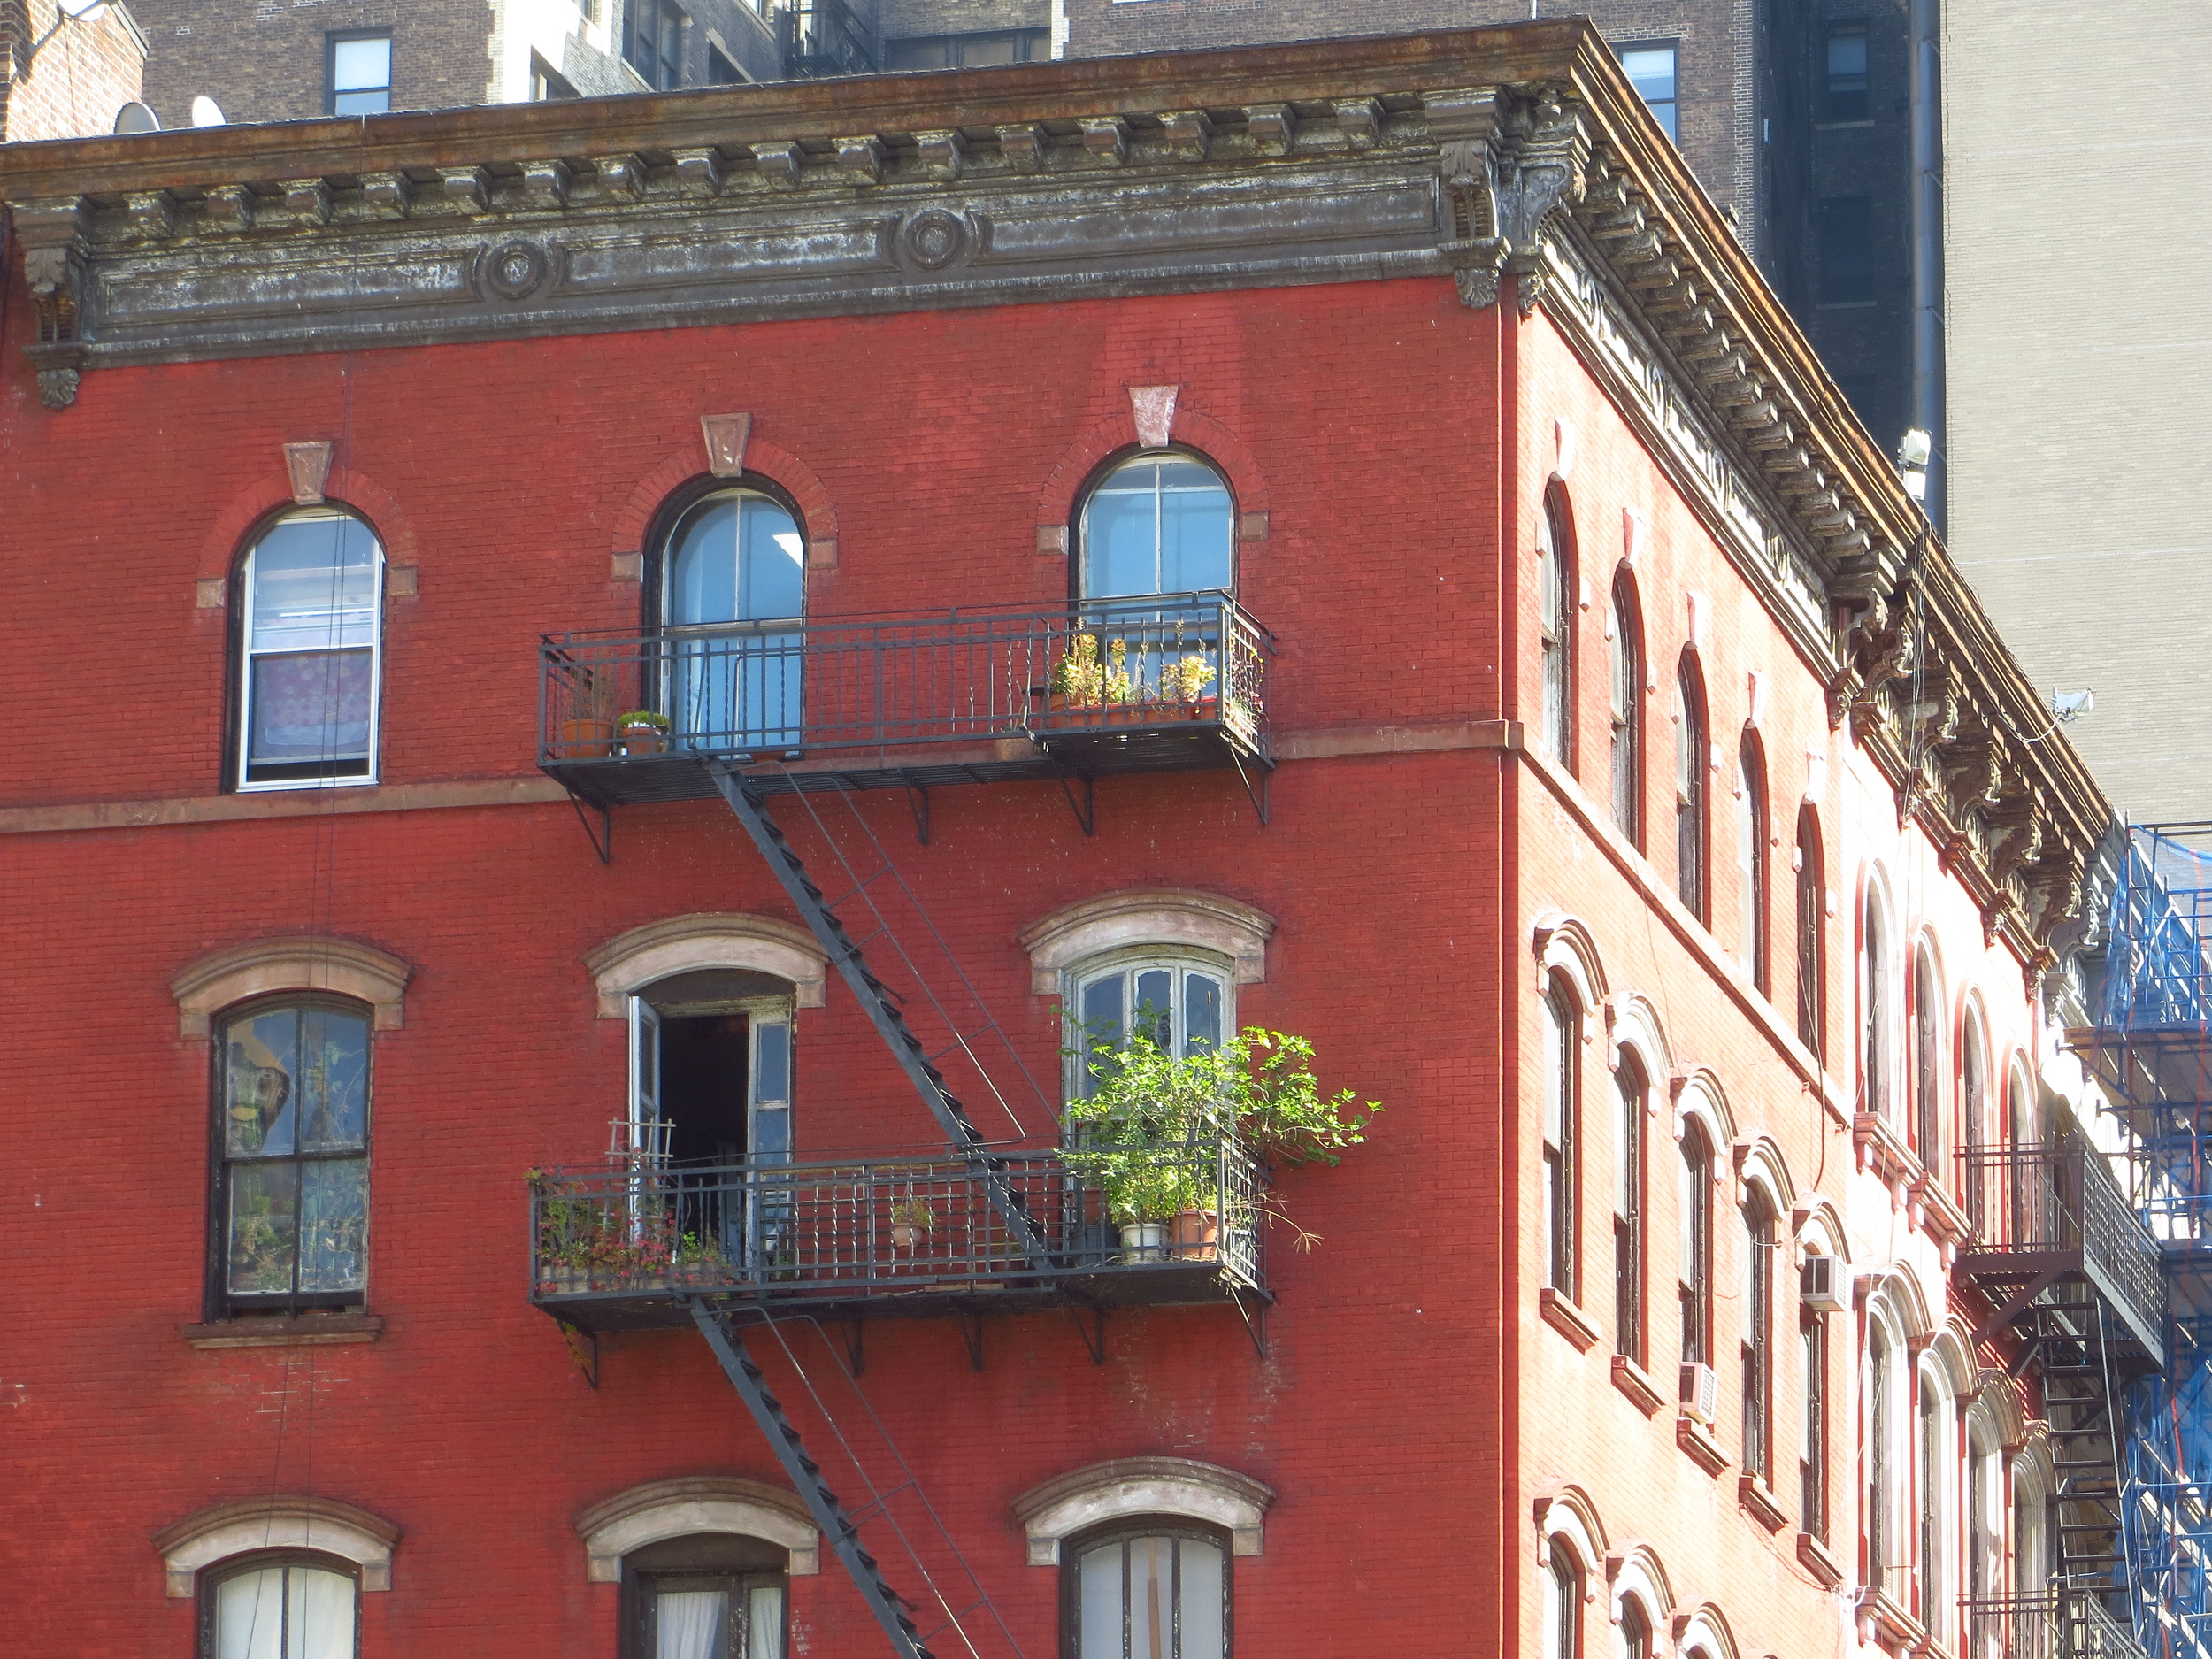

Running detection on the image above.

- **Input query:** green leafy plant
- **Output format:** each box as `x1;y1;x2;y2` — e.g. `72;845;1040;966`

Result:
1048;634;1135;707
615;710;671;730
887;1194;936;1232
1062;1026;1379;1240
1164;654;1217;703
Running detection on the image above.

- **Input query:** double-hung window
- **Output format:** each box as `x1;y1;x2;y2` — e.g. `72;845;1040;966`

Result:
237;511;383;789
326;31;392;115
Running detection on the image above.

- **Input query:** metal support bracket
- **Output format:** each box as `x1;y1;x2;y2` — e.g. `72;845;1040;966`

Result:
1973;1267;2070;1350
904;782;930;847
1064;1296;1108;1366
557;1320;600;1389
1226;750;1271;827
1231;1288;1270;1359
956;1307;985;1372
842;1317;866;1378
565;789;613;864
1057;772;1095;837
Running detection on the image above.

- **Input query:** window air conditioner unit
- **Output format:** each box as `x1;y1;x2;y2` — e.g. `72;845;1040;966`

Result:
1801;1255;1849;1315
1679;1361;1719;1425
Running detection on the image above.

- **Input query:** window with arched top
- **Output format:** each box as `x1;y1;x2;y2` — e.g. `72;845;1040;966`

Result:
1911;949;1942;1169
1064;1519;1230;1659
1617;1597;1653;1659
1613;1053;1647;1367
1673;657;1709;922
1609;577;1643;847
1962;1013;1991;1232
1543;1539;1583;1659
623;1533;789;1659
657;487;808;753
1078;453;1233;603
213;997;372;1317
1801;1275;1830;1541
1542;973;1581;1302
1736;733;1770;995
1741;1190;1778;1480
235;509;385;791
1862;888;1893;1121
1067;949;1232;1100
1865;1320;1896;1594
1537;488;1577;768
1917;1364;1953;1640
1795;810;1824;1059
1678;1121;1714;1365
200;1554;359;1658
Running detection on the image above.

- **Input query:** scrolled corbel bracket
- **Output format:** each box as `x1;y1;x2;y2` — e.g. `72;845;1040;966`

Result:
17;196;91;411
1497;94;1591;316
1425;88;1505;311
1424;86;1586;313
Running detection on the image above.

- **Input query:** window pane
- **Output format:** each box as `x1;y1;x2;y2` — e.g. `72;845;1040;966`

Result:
287;1566;357;1659
217;1567;288;1659
332;89;389;116
1128;1535;1170;1659
298;1007;369;1151
1817;197;1876;303
755;1021;791;1104
1619;45;1675;102
1826;26;1870;120
1133;970;1174;1049
739;498;804;621
1085;479;1159;599
747;1585;785;1659
752;1105;791;1158
1079;975;1123;1095
299;1159;368;1293
958;33;1017;65
1078;1542;1122;1658
250;650;374;766
657;1590;728;1659
672;499;739;625
331;36;389;91
1179;1538;1225;1658
1158;479;1233;594
228;1009;301;1157
229;1162;299;1295
1184;973;1222;1054
250;517;379;653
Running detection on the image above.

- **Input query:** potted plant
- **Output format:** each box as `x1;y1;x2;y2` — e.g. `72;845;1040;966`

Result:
1063;1026;1379;1262
559;673;618;758
1163;653;1218;720
616;709;671;756
1045;635;1137;726
887;1194;934;1253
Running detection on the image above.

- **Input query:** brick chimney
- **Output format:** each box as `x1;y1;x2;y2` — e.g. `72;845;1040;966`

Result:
1;0;150;143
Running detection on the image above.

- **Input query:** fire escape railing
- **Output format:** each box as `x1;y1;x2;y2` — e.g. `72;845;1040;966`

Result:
1963;1593;2151;1659
776;0;875;77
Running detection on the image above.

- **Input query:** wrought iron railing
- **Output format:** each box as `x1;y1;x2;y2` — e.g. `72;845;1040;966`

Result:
776;0;874;77
1958;1132;2165;1353
538;595;1271;766
1963;1594;2148;1659
529;1135;1266;1302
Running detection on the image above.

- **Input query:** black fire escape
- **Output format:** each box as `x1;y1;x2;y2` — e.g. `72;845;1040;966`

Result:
528;596;1277;1657
775;0;877;78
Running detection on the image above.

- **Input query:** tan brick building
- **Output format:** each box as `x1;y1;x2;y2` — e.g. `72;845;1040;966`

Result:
0;0;149;142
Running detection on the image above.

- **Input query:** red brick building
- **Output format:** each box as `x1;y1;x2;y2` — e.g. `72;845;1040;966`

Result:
0;24;2117;1659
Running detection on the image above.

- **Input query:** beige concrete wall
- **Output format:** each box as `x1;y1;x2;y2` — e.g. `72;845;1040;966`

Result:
1942;1;2212;825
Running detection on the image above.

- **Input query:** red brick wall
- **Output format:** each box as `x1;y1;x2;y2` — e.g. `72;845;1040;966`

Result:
0;258;1844;1659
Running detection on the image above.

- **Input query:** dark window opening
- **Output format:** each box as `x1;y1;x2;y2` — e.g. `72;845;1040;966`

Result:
707;44;743;83
1817;197;1877;304
1742;1195;1776;1479
1825;24;1870;122
1678;1125;1713;1365
885;28;1047;70
1795;810;1824;1058
531;53;580;100
1801;1306;1829;1540
1614;1057;1647;1366
628;0;687;89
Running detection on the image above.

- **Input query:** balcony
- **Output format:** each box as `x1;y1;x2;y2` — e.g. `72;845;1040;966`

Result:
1955;1130;2166;1363
528;1135;1270;1336
537;596;1273;811
1963;1594;2147;1659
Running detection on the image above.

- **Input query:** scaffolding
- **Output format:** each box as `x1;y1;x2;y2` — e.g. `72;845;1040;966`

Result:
2085;828;2212;1659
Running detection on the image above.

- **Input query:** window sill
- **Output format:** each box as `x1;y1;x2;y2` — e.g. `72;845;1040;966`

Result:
1855;1587;1925;1653
1796;1531;1845;1587
1610;1354;1666;1417
181;1314;382;1349
1539;1287;1601;1352
1737;1473;1789;1532
1675;1413;1730;1475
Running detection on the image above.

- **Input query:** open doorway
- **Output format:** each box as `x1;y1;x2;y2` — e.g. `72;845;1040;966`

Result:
630;969;795;1168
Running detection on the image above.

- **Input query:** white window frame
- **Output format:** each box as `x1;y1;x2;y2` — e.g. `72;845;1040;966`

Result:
235;508;385;794
1064;947;1234;1102
1077;449;1236;603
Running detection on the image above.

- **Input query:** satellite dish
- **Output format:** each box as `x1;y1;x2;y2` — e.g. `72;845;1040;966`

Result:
113;101;159;134
189;95;227;127
56;0;108;16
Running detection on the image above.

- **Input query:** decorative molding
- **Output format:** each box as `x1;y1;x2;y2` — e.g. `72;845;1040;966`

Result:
1540;1287;1601;1351
1610;1355;1665;1417
573;1477;818;1580
701;411;752;477
153;1495;399;1597
283;441;333;504
1010;1457;1273;1564
584;912;828;1015
181;1314;383;1349
1128;384;1178;449
169;936;411;1038
1016;889;1274;995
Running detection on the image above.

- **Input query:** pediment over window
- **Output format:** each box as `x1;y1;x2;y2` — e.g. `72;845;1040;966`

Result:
584;913;829;1016
1018;890;1274;995
573;1476;819;1580
1010;1457;1274;1565
152;1494;399;1597
169;936;411;1039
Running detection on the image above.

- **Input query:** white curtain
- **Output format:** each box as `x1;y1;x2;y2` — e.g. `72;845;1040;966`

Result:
215;1567;353;1659
288;1568;357;1659
748;1585;786;1659
657;1590;727;1659
217;1569;286;1659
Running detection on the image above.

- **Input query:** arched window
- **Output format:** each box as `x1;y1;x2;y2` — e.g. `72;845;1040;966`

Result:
1865;1321;1895;1593
1068;950;1232;1097
1066;1519;1229;1659
1967;1420;2003;1617
1918;1367;1952;1640
1736;734;1770;994
1543;975;1581;1301
1537;488;1576;767
235;509;384;790
1543;1539;1583;1659
1678;1122;1713;1365
1614;1055;1647;1366
1741;1192;1778;1480
1795;810;1824;1059
1078;453;1233;603
202;1555;358;1657
1863;889;1893;1120
1617;1598;1653;1659
1673;657;1709;921
1801;1281;1830;1540
1962;1014;1990;1233
1912;949;1942;1169
213;998;372;1317
1609;577;1643;846
623;1532;788;1659
658;488;807;753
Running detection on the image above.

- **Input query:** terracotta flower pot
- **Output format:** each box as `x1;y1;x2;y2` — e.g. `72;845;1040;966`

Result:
891;1222;922;1252
1185;696;1220;723
559;718;616;757
1171;1209;1220;1262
